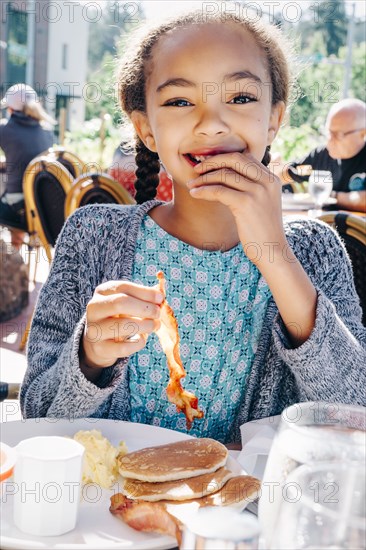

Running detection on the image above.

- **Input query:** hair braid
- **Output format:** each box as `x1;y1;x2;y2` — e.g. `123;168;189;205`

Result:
261;145;271;167
134;137;160;204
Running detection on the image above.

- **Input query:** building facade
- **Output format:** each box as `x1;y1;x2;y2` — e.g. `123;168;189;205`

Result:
0;0;89;131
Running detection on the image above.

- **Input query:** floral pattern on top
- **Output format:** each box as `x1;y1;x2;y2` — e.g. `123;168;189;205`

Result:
130;214;272;442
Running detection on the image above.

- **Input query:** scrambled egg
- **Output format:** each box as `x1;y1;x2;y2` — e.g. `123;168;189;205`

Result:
73;429;128;489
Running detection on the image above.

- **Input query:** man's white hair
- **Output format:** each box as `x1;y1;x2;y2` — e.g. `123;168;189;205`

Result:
328;98;366;122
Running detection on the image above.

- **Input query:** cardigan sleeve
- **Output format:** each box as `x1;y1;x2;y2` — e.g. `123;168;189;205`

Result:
272;218;366;406
20;208;129;419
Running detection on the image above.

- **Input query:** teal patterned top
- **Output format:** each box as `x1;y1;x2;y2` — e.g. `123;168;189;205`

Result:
130;214;272;442
22;201;366;443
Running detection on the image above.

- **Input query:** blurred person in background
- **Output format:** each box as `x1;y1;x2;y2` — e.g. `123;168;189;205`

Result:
274;99;366;212
0;84;55;248
109;142;173;202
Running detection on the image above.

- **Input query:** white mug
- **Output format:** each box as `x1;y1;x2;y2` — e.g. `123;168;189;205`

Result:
13;436;84;536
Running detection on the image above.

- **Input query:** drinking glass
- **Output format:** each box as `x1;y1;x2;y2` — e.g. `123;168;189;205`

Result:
308;170;333;216
271;462;366;549
258;402;366;548
181;507;260;549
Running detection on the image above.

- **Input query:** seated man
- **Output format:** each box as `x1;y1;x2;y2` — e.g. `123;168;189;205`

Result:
277;99;366;212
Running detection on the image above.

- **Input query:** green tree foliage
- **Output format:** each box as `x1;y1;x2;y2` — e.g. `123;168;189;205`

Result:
289;39;365;130
273;124;321;162
86;1;145;122
312;0;348;56
289;61;343;129
88;1;143;70
85;52;120;124
64;119;122;169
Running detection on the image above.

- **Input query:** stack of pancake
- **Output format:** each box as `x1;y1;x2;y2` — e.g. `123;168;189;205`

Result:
110;438;261;543
116;438;260;507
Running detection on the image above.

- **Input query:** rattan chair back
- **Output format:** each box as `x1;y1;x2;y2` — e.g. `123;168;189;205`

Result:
64;172;135;217
319;212;366;325
23;156;74;261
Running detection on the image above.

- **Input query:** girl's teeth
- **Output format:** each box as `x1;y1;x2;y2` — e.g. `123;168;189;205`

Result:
193;155;211;162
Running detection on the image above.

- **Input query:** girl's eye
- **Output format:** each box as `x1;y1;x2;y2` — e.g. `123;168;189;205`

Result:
229;95;257;104
163;99;192;107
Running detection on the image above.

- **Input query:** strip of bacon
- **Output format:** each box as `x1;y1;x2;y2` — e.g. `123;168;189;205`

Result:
155;271;204;430
110;493;182;546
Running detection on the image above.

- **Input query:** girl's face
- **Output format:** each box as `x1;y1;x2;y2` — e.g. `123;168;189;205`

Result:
131;22;284;186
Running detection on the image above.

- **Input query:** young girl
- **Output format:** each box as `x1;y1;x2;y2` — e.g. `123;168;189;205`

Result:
21;10;365;443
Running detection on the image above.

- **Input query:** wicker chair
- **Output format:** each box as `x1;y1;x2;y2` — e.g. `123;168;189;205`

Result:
0;382;20;402
23;156;74;262
40;146;85;179
319;212;366;326
64;172;135;217
20;157;74;350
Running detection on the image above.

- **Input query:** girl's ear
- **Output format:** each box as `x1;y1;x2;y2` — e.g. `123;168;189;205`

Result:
267;101;286;145
130;111;157;152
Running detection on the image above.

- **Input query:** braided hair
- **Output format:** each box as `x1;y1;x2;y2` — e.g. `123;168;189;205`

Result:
134;138;160;204
118;10;291;202
262;146;271;167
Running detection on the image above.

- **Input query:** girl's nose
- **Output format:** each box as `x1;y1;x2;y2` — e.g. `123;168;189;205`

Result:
194;107;230;137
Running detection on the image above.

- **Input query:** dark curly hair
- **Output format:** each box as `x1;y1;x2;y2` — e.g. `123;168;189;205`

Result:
118;10;292;203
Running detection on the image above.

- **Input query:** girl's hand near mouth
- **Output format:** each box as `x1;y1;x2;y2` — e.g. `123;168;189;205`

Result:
187;150;318;347
187;150;287;268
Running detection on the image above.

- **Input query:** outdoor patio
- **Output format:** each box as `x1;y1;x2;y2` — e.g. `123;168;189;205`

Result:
0;227;49;422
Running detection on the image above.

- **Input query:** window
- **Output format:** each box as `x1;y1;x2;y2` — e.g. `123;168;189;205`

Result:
7;8;28;85
62;44;68;70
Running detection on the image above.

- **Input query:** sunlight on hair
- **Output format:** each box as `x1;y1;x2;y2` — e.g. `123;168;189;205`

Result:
143;1;208;20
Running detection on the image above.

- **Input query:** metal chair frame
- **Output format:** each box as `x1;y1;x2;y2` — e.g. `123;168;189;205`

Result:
64;171;135;217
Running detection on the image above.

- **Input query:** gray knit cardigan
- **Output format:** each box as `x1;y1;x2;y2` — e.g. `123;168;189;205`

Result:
21;201;366;443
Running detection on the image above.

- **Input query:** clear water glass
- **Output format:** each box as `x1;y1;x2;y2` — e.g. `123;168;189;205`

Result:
181;507;260;549
271;462;366;549
308;170;333;216
258;402;366;548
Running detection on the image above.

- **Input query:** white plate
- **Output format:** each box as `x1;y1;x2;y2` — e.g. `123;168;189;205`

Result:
0;419;245;550
282;193;337;210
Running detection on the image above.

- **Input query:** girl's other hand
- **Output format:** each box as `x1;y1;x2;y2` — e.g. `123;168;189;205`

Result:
187;151;287;267
80;281;163;381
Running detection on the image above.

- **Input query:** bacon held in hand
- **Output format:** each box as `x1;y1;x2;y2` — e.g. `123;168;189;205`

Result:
110;493;182;546
155;271;204;430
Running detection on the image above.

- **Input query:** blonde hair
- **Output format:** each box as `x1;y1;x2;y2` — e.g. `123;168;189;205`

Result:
23;101;57;127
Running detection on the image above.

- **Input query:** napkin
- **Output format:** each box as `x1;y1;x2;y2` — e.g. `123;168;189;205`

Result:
237;416;281;480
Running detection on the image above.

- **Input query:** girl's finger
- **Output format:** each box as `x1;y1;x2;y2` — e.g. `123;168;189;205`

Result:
188;168;258;193
193;152;274;185
91;333;149;361
189;184;244;206
95;280;164;304
87;293;161;323
85;317;160;342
